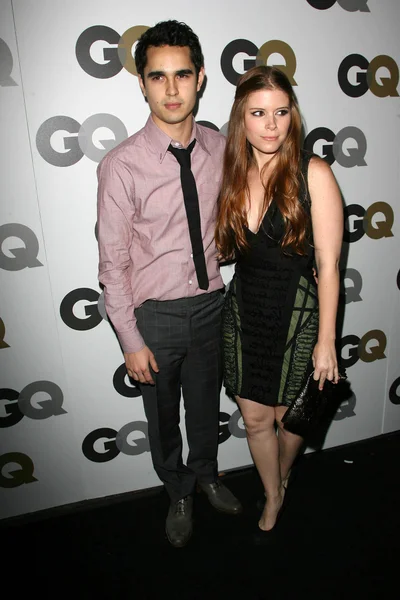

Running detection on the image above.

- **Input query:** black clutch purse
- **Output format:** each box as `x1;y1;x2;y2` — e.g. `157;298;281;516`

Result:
281;370;347;438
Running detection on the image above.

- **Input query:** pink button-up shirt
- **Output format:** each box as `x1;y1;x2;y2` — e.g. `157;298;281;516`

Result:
97;116;225;353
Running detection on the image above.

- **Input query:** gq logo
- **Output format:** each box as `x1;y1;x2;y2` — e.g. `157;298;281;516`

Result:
341;268;363;304
219;409;247;444
332;392;356;421
113;363;142;398
340;330;387;368
0;453;37;488
304;127;367;167
76;25;149;78
36;114;128;166
0;318;10;348
339;54;399;97
82;421;150;462
60;290;142;395
389;377;400;405
0;38;17;86
306;0;369;10
0;382;67;428
221;39;297;86
60;288;108;331
0;224;43;271
344;202;394;243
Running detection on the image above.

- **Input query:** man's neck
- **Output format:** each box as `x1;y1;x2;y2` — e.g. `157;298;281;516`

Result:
151;114;194;147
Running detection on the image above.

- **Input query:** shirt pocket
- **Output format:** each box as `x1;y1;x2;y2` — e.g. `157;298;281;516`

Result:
198;181;221;223
199;181;221;196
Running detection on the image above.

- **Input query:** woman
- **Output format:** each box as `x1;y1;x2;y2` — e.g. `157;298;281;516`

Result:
216;66;343;534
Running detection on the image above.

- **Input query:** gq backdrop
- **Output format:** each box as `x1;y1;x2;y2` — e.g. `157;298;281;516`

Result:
1;0;399;520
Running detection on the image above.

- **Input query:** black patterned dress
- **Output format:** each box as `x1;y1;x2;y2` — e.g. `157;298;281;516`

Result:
222;151;319;407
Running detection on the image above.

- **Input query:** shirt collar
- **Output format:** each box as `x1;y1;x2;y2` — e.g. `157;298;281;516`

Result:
144;115;211;163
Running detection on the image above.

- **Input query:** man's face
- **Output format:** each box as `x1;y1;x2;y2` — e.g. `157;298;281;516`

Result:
138;45;204;132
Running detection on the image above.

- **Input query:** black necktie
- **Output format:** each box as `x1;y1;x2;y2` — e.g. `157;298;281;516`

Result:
168;140;209;290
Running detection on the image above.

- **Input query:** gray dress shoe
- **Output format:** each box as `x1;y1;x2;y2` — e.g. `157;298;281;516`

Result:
165;496;193;548
198;481;243;515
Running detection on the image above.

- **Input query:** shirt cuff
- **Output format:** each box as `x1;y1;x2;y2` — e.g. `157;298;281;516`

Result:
117;328;146;354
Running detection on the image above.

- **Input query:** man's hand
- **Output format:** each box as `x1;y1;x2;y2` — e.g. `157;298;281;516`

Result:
124;346;159;385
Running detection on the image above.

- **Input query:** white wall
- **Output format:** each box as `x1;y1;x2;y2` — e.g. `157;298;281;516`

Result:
1;0;399;519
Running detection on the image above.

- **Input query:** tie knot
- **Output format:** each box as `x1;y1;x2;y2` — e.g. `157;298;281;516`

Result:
168;139;196;168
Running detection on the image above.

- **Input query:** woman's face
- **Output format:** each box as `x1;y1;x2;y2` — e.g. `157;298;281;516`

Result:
243;87;291;159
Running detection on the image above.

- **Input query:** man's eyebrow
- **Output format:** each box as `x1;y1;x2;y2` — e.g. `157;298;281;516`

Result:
176;68;194;76
146;70;165;78
146;68;194;78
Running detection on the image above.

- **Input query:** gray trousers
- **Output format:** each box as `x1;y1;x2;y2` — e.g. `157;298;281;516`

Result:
135;290;224;502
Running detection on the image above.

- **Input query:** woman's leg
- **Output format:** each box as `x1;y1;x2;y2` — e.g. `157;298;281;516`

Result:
275;405;304;486
236;396;283;531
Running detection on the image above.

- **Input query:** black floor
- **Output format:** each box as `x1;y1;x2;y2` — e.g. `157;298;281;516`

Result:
3;431;400;599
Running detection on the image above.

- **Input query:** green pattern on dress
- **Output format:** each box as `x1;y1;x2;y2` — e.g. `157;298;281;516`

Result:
222;278;243;395
277;276;319;407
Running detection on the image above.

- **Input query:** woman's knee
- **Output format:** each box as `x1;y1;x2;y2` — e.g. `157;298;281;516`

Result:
239;405;275;437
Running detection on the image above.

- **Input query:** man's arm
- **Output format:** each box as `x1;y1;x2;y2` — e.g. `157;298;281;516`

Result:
97;155;159;384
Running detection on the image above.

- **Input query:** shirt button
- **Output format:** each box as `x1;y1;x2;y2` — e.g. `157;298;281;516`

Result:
190;253;193;258
189;280;193;285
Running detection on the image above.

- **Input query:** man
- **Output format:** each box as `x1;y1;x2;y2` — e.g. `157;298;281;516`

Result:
97;20;242;548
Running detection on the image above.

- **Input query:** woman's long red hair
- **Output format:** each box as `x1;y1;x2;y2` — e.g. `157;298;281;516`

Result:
215;66;308;259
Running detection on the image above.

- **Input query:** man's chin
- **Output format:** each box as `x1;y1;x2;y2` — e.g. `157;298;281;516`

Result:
162;112;191;125
155;104;196;124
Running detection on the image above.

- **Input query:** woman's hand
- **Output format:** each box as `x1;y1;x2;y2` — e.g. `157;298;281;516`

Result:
312;340;339;390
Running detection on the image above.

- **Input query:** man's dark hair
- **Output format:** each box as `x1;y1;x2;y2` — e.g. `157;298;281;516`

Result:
135;20;204;79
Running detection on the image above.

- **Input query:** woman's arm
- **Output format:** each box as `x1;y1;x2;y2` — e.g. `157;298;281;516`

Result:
308;156;344;390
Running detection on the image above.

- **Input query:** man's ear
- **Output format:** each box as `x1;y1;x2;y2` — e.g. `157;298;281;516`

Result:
138;75;146;97
197;67;205;92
